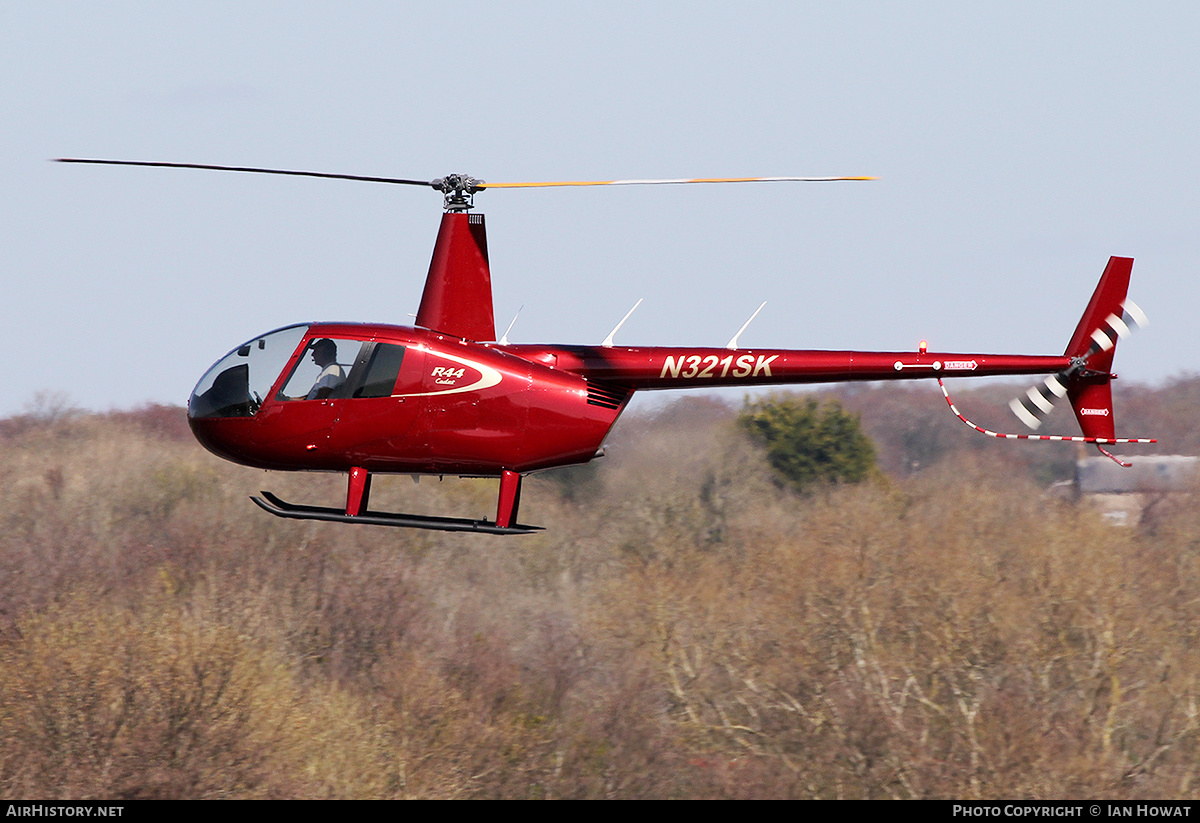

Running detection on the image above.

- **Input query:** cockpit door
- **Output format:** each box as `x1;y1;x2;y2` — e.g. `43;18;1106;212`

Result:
327;342;426;468
250;335;368;467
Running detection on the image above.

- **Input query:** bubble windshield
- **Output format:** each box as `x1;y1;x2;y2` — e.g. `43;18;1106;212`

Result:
189;325;309;418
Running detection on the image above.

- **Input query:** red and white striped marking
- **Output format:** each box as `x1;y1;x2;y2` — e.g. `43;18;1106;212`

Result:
938;378;1154;462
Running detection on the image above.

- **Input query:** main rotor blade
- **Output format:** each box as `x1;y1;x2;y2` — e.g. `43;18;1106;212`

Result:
56;160;875;195
55;158;433;188
479;175;875;189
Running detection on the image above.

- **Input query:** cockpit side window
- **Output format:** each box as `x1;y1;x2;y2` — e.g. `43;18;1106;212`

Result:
277;337;365;401
353;343;406;398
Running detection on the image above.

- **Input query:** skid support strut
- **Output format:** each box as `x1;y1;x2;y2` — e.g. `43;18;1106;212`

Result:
496;470;522;529
347;466;372;516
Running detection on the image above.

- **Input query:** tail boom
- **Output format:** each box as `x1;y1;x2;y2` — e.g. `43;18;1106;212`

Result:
504;344;1072;390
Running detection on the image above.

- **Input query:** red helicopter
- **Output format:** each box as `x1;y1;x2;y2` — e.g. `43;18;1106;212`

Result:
61;159;1155;534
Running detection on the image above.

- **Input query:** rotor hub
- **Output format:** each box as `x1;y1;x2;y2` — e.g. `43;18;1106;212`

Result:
431;174;484;212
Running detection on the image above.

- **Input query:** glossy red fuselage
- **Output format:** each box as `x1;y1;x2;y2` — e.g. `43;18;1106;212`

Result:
190;321;1071;478
189;324;621;475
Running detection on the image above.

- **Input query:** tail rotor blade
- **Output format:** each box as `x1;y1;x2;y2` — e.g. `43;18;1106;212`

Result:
1084;298;1149;358
1121;299;1149;330
1009;372;1070;430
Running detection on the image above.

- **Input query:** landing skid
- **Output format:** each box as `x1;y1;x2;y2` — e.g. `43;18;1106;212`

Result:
250;491;543;535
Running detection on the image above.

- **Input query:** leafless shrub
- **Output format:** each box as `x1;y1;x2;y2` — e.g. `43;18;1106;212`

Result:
2;387;1200;798
0;595;395;798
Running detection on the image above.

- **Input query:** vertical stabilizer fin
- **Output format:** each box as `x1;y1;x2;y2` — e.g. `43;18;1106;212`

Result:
1063;256;1133;371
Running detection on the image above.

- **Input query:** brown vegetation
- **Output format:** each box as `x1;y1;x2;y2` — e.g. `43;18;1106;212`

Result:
1;378;1198;798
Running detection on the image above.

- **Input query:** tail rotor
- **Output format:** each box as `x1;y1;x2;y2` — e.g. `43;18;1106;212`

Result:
1007;258;1147;434
932;256;1155;466
1009;372;1070;430
1007;297;1148;430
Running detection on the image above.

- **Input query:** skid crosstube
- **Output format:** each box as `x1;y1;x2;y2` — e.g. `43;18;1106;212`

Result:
250;491;542;535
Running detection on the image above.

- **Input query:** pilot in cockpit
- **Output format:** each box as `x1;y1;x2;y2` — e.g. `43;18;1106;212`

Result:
304;338;346;399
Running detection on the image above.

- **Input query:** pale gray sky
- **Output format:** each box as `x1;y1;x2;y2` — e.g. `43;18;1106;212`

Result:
3;2;1198;417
